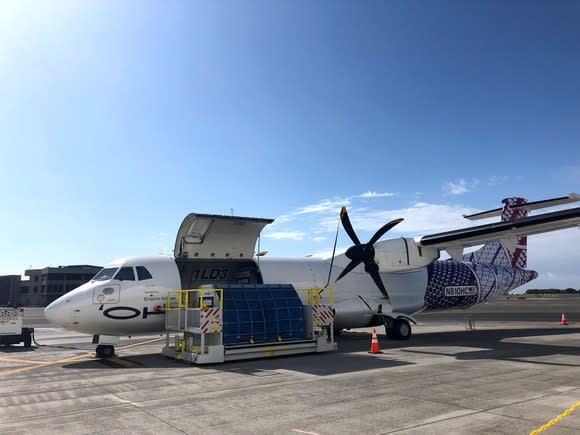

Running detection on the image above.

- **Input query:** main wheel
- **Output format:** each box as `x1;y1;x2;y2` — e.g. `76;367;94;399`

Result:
383;316;396;339
23;333;32;348
394;318;412;340
96;344;115;358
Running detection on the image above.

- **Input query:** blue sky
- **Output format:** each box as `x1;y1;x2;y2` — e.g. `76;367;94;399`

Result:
1;1;579;290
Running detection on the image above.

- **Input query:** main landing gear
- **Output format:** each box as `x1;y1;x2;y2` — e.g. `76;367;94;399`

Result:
383;316;412;340
96;344;115;358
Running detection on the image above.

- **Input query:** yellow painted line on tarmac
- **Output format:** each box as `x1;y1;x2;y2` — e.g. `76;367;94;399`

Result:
0;356;54;365
530;401;580;434
116;336;165;351
0;352;94;377
0;336;164;378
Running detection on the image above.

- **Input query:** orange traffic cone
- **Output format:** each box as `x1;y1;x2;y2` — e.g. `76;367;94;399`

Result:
368;328;383;354
561;313;568;326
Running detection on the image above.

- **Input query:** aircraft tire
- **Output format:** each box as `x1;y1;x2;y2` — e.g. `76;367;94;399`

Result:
383;317;396;339
394;318;412;340
96;344;115;359
23;333;32;348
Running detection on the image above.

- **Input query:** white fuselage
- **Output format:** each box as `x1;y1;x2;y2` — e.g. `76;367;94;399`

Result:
44;254;429;336
45;250;536;338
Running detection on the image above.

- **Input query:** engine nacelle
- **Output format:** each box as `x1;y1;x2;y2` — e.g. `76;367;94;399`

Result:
374;238;439;272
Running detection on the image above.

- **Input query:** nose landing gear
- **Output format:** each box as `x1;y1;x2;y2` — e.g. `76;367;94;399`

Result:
96;344;115;358
92;335;119;359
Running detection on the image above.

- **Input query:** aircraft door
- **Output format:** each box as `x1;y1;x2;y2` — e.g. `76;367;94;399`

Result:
176;259;263;289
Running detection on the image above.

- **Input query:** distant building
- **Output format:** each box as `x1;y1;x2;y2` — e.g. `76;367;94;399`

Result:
0;275;21;306
19;265;102;306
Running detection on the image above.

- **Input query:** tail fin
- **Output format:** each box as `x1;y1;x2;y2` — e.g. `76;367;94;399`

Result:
463;197;528;268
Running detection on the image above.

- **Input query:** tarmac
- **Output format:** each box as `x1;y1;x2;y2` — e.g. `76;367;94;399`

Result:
1;296;579;434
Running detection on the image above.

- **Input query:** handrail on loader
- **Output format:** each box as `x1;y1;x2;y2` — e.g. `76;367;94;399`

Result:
296;287;333;305
166;288;224;310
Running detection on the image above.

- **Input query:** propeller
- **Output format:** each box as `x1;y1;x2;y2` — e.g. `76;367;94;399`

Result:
335;207;403;305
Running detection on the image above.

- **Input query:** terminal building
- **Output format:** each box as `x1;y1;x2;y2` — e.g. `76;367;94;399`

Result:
0;275;21;306
0;265;101;307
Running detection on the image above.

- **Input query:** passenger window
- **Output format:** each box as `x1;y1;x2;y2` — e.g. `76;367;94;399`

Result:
136;266;153;281
115;267;135;281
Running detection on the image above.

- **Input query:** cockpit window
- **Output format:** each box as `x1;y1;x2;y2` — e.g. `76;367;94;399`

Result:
92;267;119;281
136;266;153;281
115;267;135;281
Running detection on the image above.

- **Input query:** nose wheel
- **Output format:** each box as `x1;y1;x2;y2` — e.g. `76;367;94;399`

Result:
96;344;115;359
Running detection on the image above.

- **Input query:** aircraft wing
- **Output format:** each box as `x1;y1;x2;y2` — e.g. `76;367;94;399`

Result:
417;206;580;251
462;192;580;220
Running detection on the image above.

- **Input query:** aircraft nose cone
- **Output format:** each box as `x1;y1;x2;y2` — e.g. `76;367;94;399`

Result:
44;299;70;327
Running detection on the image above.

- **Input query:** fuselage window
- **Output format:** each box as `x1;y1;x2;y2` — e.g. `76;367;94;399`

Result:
136;266;153;281
92;267;119;281
115;267;135;281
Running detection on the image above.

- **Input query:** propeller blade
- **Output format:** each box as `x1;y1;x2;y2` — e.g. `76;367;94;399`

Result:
336;259;362;282
340;207;361;245
336;207;397;305
368;269;392;305
368;218;404;245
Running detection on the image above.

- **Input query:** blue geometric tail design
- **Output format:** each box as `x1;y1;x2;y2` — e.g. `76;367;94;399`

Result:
424;262;539;312
467;263;538;301
424;262;479;311
462;242;511;268
461;197;529;269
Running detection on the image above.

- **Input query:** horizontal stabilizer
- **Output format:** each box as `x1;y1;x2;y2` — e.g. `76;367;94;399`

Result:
464;193;579;221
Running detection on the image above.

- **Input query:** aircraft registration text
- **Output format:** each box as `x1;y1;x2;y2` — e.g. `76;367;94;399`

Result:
444;286;478;297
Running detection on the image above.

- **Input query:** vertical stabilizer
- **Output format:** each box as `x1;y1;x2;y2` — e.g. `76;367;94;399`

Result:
463;197;528;268
500;197;528;268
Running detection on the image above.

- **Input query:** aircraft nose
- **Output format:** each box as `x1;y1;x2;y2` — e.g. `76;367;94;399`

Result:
44;298;71;327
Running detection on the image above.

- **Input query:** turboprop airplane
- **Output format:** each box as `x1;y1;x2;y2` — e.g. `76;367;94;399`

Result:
44;194;580;358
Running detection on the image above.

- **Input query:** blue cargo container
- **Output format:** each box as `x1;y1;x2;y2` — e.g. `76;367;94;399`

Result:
221;284;305;345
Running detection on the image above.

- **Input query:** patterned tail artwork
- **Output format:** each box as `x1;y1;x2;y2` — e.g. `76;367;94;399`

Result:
423;262;537;311
462;197;528;269
423;196;538;312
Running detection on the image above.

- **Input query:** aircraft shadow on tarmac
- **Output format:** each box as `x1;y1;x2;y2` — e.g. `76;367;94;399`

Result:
389;327;580;367
61;326;580;374
62;350;413;376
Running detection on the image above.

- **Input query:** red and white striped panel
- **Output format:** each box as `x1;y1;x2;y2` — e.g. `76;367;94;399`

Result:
312;304;334;326
200;307;222;333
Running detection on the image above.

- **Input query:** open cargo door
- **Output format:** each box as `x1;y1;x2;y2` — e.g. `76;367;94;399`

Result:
174;213;274;260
